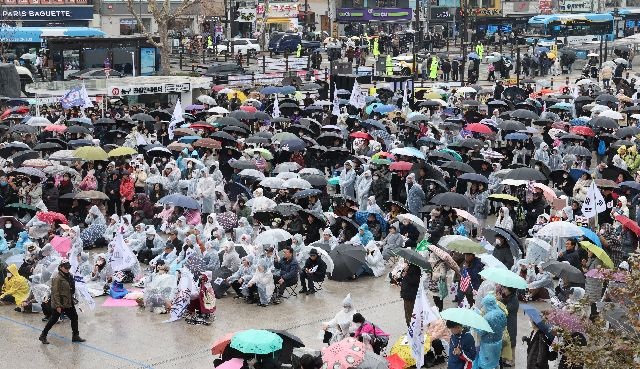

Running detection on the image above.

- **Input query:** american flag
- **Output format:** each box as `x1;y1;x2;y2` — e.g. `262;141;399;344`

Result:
460;268;471;292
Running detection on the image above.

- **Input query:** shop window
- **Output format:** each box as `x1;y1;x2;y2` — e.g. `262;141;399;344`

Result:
120;18;150;35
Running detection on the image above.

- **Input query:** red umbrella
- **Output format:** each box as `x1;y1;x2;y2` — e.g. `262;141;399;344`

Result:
239;105;257;113
372;151;396;161
386;353;406;369
570;126;595;137
615;214;640;235
51;235;72;257
1;106;29;120
389;161;413;171
190;123;216;131
36;211;68;225
464;123;493;134
349;132;373;140
212;85;226;92
211;332;235;355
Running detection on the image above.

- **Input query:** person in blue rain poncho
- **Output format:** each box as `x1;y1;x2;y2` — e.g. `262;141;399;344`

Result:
0;229;8;254
474;294;507;369
15;231;30;253
351;224;374;247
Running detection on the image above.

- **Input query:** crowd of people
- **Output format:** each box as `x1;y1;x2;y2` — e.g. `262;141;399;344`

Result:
0;45;638;368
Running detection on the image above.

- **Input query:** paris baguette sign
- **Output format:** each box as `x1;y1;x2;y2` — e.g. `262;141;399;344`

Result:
1;6;94;20
336;8;413;22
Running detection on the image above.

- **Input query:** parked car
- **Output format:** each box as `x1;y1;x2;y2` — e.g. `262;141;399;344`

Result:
268;32;321;54
203;63;245;84
215;38;261;55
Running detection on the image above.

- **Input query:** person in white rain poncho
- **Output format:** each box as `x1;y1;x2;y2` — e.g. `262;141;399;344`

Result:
67;225;84;258
210;229;228;253
163;162;182;194
103;215;120;243
149;245;178;270
120;215;134;238
355;241;385;278
494;206;514;231
143;264;177;314
250;188;274;214
234;217;253;242
202;241;220;273
320;228;339;250
292;233;305;254
227;255;255;299
246;259;275;307
202;214;219;241
322;294;357;344
339;160;356;199
173;216;190;242
82;205;107;248
355;170;373;211
221;241;241;273
366;196;383;215
126;223;147;253
196;169;216;215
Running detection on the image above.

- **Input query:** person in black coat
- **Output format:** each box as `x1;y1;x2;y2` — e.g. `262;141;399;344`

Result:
525;192;548;230
557;239;586;272
493;235;515;270
298;248;327;294
42;177;59;212
304;214;322;244
523;324;556;369
370;171;390;208
105;171;121;216
494;80;504;100
400;263;421;327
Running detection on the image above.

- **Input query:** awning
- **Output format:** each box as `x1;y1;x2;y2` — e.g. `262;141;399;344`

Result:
0;27;106;43
266;17;293;24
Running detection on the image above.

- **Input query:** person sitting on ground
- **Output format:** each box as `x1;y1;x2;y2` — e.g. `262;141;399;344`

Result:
381;225;405;260
299;248;327;295
0;264;29;306
354;241;385;279
352;312;390;354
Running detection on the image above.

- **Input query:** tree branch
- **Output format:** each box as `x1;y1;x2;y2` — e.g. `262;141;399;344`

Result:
126;0;162;48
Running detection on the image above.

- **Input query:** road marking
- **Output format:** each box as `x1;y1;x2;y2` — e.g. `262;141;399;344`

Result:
0;315;154;369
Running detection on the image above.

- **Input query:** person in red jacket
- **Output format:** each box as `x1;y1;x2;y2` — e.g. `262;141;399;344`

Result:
119;171;135;214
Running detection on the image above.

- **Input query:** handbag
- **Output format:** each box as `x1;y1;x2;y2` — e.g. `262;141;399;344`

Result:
109;281;129;299
322;330;333;344
369;323;389;354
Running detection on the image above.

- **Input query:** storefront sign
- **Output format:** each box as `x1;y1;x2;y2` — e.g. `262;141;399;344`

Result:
539;0;552;13
267;3;300;18
430;7;458;21
557;0;592;12
0;5;92;20
140;48;156;76
108;82;191;96
336;8;413;22
238;8;256;22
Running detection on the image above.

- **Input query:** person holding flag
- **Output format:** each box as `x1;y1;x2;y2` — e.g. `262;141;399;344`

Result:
456;253;483;306
168;99;184;141
446;319;476;369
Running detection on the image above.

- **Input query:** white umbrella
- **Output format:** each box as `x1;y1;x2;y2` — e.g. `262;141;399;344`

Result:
259;177;285;189
576;79;593;86
276;172;299;180
630;114;640;120
536;79;551;87
598;110;623;120
430;98;448;106
49;150;77;161
197;95;216;105
536;221;582;238
255;229;293;246
456;86;477;94
218;88;235;94
245;196;276;210
590;105;611;113
501;179;528;186
525;238;552;264
397;213;426;232
478;254;507;269
239;168;266;180
587;53;599;57
314;100;332;106
453;208;478;225
614;57;629;65
283;178;312;189
602;61;616;68
390;147;426;160
25;117;52;127
298;168;324;176
208;106;229;114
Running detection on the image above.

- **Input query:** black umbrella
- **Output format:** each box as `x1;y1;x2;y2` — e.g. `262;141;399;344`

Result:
246;136;270;145
441;161;475;173
457;138;484;149
469;158;491;173
502;87;528;103
292;188;322;199
274;202;303;217
503;167;547;181
541;261;586;284
590;116;619;129
308;242;332;253
9;150;38;166
430;192;473;208
483;227;522;258
383;200;409;213
268;330;304;364
301;174;327;187
228;110;252;120
392;248;431;271
615;126;640;138
317;132;343;146
459;173;489;183
94;117;116;125
564;145;592;157
511;109;540;120
66;125;91;135
498;120;526;131
595;94;618;104
149;109;171;121
559;134;586;142
224;182;253;202
131;113;155;122
34;142;62;151
253;210;280;224
333;216;359;233
228;160;257;170
329;244;366;281
411;162;445;183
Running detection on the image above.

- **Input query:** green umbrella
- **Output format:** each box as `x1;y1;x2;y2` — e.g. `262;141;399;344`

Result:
440;308;493;332
328;176;340;185
446;238;486;254
230;329;283;354
479;267;528;289
5;203;37;211
371;158;391;165
437;148;463;162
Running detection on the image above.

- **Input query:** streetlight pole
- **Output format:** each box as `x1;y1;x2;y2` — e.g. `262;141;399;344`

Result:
413;0;421;78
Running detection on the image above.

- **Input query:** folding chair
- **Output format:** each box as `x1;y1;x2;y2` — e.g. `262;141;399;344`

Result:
283;282;299;298
313;279;324;291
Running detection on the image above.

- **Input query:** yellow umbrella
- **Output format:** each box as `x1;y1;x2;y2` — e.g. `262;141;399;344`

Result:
389;334;431;368
579;241;614;268
73;146;108;161
488;194;520;203
108;146;138;157
424;92;443;99
227;90;247;102
244;148;273;160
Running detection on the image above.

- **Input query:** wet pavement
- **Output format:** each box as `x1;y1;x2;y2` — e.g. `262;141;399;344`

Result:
0;271;548;369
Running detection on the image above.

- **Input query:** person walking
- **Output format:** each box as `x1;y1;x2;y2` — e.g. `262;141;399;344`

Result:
39;260;85;344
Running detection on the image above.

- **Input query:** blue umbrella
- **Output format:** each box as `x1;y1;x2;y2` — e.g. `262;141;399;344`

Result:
280;86;296;95
365;103;383;115
468;52;480;60
178;135;202;143
549;103;573;110
535;46;550;54
504;133;529;141
157;193;199;209
371;129;392;142
363;119;386;131
579;227;602;247
569;168;589;182
355;211;388;233
570;118;589;126
373;104;397;113
522;304;554;340
619;181;640;191
280;138;306;152
459;173;489;183
261;86;280;95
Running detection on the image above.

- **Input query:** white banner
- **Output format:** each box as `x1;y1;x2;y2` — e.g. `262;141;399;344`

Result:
349;80;366;109
581;181;606;219
108;83;191;97
272;94;281;118
408;282;438;368
168;99;184;140
109;233;137;272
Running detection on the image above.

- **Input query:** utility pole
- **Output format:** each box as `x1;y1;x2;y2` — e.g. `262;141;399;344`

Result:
413;0;421;78
303;0;309;34
460;0;467;84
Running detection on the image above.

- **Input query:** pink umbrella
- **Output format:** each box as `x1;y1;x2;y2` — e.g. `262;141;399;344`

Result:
453;208;479;225
532;183;557;202
216;358;243;369
44;125;67;132
321;338;365;369
51;235;72;257
427;244;461;274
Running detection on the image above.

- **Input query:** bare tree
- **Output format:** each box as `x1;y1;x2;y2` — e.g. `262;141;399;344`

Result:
126;0;200;75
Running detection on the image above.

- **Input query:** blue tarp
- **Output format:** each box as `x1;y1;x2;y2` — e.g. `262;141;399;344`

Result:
0;27;105;43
